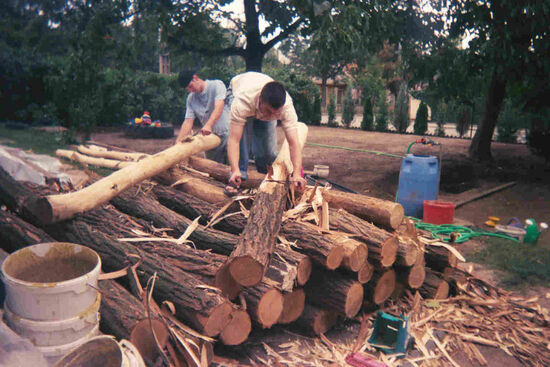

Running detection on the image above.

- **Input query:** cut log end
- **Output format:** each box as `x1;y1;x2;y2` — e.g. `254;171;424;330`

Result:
297;257;312;286
389;204;405;230
214;263;242;300
358;262;374;284
326;245;345;270
380;236;398;267
373;270;396;305
343;243;368;272
313;310;338;335
408;263;426;289
201;303;233;337
279;289;306;324
27;196;54;225
345;282;364;318
402;245;419;267
219;310;252;346
257;289;284;328
433;281;450;299
229;256;264;287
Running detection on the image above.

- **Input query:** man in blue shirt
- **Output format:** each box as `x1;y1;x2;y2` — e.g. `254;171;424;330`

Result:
176;71;230;163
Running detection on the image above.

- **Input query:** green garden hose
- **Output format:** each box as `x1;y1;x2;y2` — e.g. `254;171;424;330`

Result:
408;217;520;244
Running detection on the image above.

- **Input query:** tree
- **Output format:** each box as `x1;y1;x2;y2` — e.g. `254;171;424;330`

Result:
361;97;373;131
342;84;355;128
375;98;388;132
414;102;428;135
327;93;336;126
393;82;409;133
312;95;322;126
447;1;550;160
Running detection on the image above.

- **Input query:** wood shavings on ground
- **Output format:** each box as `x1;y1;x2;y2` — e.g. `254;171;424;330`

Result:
372;278;550;367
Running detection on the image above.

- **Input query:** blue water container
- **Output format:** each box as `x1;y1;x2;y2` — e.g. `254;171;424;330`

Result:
397;154;439;218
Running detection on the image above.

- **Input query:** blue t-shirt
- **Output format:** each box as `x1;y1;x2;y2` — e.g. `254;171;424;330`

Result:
185;80;230;137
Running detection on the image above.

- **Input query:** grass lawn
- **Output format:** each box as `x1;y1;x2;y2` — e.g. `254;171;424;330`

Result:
0;125;113;176
471;237;550;288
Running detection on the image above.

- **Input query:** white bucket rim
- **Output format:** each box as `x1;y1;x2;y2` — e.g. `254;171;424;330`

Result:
3;294;101;330
36;323;100;357
1;242;101;289
52;335;127;367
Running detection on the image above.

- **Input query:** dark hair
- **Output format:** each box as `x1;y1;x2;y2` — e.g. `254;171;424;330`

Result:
260;81;286;109
178;70;195;88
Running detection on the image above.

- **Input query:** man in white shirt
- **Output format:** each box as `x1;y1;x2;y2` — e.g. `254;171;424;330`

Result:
176;71;230;163
226;72;306;193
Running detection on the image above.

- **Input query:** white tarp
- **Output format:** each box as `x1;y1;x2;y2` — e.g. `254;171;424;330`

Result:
0;145;72;186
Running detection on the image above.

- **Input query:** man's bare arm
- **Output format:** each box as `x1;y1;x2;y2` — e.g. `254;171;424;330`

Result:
201;100;225;135
176;118;194;143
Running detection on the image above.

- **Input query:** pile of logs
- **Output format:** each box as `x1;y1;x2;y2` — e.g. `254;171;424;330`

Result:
0;129;467;365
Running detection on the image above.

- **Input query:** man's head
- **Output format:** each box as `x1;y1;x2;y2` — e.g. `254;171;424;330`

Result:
258;81;286;118
178;71;203;93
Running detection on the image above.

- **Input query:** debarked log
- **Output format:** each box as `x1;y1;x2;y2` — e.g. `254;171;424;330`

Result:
31;134;221;224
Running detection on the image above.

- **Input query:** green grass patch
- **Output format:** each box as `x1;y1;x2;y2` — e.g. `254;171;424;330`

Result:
0;125;70;155
471;237;550;288
0;124;112;177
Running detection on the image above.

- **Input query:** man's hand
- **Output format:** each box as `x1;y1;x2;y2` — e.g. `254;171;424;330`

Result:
229;170;242;188
291;171;306;190
201;125;212;136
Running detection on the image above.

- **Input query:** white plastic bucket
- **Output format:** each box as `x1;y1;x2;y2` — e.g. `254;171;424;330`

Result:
3;294;100;346
313;164;330;178
1;242;101;320
53;336;146;367
38;323;100;366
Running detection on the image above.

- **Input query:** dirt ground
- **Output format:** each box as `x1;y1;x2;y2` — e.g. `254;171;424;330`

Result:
90;125;550;366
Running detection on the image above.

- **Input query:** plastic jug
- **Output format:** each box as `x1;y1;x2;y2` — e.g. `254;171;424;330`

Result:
397;154;439;218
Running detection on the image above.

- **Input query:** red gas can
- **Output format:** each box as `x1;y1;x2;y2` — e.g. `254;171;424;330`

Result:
423;200;455;225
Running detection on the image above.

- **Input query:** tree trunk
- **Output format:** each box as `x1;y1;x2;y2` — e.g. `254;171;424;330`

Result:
44;208;234;337
187;156;265;189
296;303;338;336
77;144;148;162
357;262;374;284
243;0;265;72
226;123;308;287
469;71;507;161
314;190;404;230
56;149;133;169
327;232;368;272
321;75;328;112
32;134;221;224
305;267;364;318
395;261;426;289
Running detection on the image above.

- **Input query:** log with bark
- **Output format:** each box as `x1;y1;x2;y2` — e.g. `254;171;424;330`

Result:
295;304;338;336
154;167;229;205
395;261;426;290
418;269;450;299
0;167;46;226
31;134;221;224
327;232;368;272
310;189;404;230
0;209;55;252
425;245;458;272
357;262;374;284
328;208;403;267
242;284;284;328
363;268;396;305
187;156;265;189
44;208;236;338
225;123;308;288
278;288;306;324
305;267;364;318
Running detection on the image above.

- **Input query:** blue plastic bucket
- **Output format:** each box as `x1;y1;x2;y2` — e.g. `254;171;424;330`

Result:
397;154;439;218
